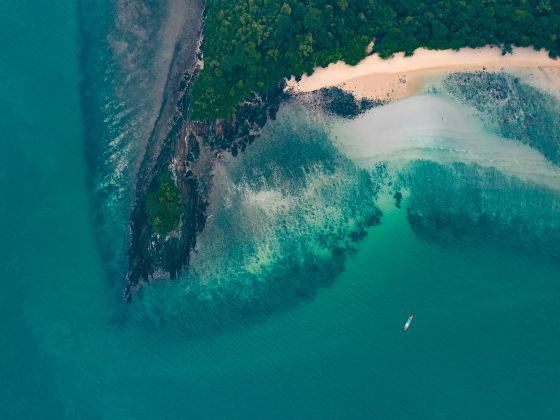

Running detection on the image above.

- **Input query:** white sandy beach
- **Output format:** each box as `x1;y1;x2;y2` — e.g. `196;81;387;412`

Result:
286;46;560;101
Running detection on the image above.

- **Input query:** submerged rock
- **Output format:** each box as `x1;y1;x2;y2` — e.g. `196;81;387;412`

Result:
442;71;560;165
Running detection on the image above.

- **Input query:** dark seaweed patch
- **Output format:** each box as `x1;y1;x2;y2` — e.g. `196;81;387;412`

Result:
443;72;560;165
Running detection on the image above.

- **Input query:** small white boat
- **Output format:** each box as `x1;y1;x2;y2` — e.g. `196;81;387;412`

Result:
404;314;414;331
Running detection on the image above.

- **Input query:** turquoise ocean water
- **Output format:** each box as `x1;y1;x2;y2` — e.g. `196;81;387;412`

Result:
2;1;560;419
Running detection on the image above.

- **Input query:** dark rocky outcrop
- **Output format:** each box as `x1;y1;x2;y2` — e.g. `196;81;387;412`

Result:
292;87;385;119
125;57;287;299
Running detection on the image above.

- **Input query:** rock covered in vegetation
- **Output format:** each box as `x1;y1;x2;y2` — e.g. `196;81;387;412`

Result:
125;74;286;299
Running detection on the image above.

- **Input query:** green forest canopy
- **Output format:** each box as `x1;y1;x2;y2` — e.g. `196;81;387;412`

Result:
146;173;183;236
190;0;560;120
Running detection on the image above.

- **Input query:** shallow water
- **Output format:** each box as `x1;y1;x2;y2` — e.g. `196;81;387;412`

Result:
2;1;560;418
333;94;560;189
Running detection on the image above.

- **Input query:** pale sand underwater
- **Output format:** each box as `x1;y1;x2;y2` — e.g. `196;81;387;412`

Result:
287;46;560;100
331;95;560;190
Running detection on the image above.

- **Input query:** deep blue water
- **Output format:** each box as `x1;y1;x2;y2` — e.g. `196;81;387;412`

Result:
2;1;560;419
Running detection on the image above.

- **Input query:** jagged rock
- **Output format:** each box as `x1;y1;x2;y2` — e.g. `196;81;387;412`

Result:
125;71;286;298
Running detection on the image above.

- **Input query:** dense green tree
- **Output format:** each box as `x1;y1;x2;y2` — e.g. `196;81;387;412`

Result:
146;173;182;236
190;0;560;120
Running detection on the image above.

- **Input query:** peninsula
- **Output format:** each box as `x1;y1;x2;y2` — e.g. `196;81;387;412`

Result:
125;0;560;295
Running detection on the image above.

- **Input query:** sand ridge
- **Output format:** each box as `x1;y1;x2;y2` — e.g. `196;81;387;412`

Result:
286;46;560;101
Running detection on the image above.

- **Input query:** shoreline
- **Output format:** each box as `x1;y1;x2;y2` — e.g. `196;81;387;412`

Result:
286;46;560;101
